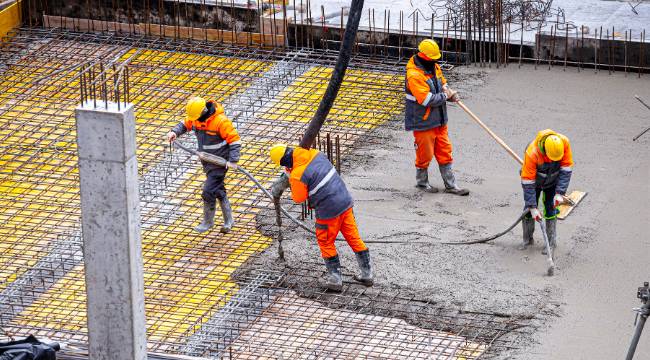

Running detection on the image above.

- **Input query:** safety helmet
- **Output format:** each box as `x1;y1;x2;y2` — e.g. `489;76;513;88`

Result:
269;144;287;166
186;96;207;121
418;39;441;60
543;135;564;161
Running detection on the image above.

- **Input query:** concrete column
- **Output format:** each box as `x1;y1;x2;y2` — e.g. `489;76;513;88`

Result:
75;101;147;360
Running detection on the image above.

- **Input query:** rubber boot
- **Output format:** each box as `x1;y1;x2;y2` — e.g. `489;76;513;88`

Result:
415;168;438;193
323;255;343;292
194;201;216;233
218;196;234;234
439;163;470;196
353;249;374;286
542;218;557;255
518;217;535;250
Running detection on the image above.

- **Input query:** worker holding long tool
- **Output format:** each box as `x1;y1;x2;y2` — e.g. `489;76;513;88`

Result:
167;96;241;234
520;129;573;254
405;39;469;195
268;144;373;292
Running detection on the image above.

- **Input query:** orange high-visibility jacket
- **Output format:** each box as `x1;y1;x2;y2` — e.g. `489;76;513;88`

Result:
404;56;448;131
521;129;573;207
288;147;353;220
171;100;241;172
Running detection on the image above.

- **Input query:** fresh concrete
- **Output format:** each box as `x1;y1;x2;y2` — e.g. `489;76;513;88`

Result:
75;101;147;360
252;65;650;359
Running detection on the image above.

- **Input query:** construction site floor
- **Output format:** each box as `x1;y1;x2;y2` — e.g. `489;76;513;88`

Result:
1;26;648;359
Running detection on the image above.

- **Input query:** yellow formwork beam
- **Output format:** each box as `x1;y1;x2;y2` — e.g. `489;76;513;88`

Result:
0;1;21;42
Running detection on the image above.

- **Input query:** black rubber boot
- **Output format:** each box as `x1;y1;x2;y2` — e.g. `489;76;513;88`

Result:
218;196;234;234
518;216;535;250
194;201;216;233
439;163;470;196
415;168;439;193
323;255;343;292
353;249;374;286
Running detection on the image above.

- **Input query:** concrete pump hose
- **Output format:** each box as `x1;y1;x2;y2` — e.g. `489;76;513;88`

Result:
298;0;364;149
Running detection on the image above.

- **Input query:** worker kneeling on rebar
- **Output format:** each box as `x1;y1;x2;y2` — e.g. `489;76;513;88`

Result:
268;144;373;292
405;39;469;195
520;129;574;254
167;96;241;234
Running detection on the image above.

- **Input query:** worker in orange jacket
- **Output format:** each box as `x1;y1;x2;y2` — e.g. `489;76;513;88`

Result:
167;97;241;234
520;129;573;254
268;144;373;292
405;39;469;195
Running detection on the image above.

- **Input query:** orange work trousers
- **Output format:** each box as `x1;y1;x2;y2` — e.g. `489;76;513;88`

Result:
314;208;367;258
413;125;453;169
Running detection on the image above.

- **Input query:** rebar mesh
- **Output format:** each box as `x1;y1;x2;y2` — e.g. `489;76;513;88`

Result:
0;27;528;358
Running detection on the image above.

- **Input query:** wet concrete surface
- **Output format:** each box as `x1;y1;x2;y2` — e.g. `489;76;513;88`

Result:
248;64;650;358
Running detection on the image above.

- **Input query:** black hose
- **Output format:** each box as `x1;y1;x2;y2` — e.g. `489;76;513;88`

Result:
173;142;521;246
298;0;364;149
442;210;528;245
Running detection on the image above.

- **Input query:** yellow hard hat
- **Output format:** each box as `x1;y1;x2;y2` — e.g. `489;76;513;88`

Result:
418;39;441;60
544;135;564;161
269;144;287;166
186;96;207;121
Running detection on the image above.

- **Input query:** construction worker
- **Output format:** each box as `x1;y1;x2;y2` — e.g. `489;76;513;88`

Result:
167;97;241;234
268;144;373;292
405;39;469;195
520;129;573;254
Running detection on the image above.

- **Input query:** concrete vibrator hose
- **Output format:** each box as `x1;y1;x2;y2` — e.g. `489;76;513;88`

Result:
442;210;529;245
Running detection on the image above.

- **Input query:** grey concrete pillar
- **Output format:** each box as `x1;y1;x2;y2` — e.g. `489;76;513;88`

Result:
75;101;147;360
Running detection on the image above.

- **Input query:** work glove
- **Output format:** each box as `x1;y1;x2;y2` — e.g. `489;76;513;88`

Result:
529;207;542;221
167;131;177;142
553;194;565;208
444;87;459;102
271;172;290;198
226;162;238;170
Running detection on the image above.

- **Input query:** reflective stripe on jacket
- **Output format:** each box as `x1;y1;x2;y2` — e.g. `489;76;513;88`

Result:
521;129;574;207
171;100;241;172
288;148;353;220
404;56;448;131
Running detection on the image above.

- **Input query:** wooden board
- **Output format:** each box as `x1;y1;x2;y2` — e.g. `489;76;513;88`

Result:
557;190;587;220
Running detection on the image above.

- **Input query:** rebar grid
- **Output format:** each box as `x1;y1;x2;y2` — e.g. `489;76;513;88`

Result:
0;27;529;358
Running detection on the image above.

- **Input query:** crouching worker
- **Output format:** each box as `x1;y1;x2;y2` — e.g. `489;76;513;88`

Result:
268;144;373;292
167;96;241;234
520;129;573;254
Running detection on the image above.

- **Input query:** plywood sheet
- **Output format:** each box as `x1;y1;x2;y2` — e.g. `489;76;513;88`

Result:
558;190;587;220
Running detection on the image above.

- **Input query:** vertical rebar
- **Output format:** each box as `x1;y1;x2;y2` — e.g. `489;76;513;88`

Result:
335;135;341;174
640;29;646;78
623;29;632;77
562;25;569;71
607;28;611;75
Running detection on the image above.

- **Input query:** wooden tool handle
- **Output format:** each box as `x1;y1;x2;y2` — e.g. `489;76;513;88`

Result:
456;100;524;165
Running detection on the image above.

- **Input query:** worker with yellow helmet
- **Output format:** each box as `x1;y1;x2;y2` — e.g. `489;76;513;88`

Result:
167;96;241;234
268;144;372;292
405;39;469;195
520;129;574;254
